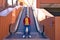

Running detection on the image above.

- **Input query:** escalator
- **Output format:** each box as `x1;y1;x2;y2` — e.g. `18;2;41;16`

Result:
16;7;42;38
6;7;49;39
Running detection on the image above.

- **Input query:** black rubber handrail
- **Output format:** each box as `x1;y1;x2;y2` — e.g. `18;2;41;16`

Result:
30;7;46;38
14;7;25;33
9;7;24;34
30;7;38;32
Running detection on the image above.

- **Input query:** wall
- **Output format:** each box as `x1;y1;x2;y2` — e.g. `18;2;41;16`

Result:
40;17;60;40
40;17;55;40
0;12;12;40
40;0;60;4
0;0;7;11
0;0;3;11
55;17;60;40
37;0;60;8
37;0;40;8
0;7;22;40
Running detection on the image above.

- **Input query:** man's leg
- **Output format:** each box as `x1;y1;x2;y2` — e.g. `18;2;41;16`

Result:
28;25;31;38
23;26;26;38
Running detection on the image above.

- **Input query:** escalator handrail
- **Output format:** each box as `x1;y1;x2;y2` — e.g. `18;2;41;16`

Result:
32;8;47;37
14;7;24;32
15;7;25;32
31;7;42;33
30;7;38;32
9;7;24;33
14;7;25;33
33;9;42;33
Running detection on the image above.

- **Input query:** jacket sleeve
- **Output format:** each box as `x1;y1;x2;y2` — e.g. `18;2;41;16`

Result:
23;18;25;25
29;18;31;24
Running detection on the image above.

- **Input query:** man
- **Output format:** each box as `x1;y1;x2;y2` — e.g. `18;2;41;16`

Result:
23;15;31;38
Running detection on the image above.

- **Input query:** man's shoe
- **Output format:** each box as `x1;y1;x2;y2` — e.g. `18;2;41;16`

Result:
28;35;31;38
23;35;26;38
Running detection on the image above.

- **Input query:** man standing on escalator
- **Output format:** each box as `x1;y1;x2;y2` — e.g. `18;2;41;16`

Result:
23;15;31;38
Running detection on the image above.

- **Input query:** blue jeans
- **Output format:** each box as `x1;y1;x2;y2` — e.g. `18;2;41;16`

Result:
23;25;31;36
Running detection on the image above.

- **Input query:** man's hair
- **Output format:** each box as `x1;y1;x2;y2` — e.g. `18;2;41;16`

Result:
25;15;28;17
